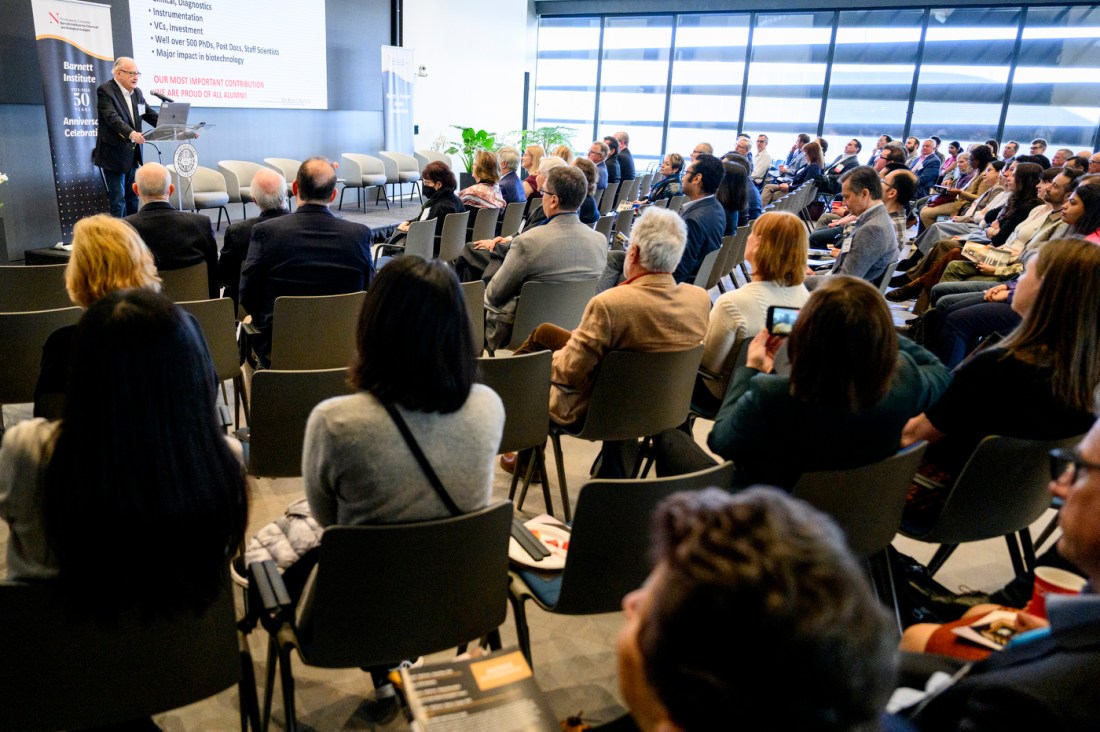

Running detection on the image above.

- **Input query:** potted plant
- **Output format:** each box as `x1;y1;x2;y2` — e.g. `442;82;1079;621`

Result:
511;126;577;156
445;126;496;189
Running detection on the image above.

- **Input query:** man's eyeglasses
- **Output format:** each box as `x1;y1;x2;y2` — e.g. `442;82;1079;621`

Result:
540;189;557;198
1050;448;1100;484
120;70;141;77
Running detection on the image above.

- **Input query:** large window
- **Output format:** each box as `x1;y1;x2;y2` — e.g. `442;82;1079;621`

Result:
533;7;1100;164
1003;6;1100;151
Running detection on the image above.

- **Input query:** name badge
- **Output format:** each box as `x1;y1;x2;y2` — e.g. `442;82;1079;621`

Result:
840;236;854;253
137;103;145;116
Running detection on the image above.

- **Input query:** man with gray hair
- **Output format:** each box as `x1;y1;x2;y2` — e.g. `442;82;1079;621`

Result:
95;56;160;217
219;167;289;308
124;162;219;297
497;147;526;205
587;140;611;190
483;165;606;351
509;205;711;477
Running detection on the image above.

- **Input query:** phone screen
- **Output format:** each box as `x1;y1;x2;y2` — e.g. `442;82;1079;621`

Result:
766;306;800;336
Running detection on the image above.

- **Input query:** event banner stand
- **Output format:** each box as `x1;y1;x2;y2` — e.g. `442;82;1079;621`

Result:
32;0;114;240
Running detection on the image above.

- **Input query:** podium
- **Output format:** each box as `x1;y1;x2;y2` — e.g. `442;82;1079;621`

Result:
143;123;227;220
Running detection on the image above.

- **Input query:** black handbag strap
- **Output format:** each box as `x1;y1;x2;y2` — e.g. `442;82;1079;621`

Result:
382;401;462;517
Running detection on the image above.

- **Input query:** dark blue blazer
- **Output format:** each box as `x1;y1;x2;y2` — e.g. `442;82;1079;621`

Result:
498;171;526;205
239;204;373;333
673;196;726;283
93;80;159;173
219;207;290;306
124;202;219;298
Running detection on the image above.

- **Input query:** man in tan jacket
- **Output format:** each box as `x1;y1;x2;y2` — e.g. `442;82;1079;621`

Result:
508;206;711;478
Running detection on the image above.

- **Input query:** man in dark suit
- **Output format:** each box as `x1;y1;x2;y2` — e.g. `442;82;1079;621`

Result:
613;130;635;181
587;140;610;190
819;138;862;196
124;163;218;298
909;139;942;199
672;153;726;283
909;416;1100;730
496;147;526;205
219;168;290;308
94;57;159;218
239;156;373;365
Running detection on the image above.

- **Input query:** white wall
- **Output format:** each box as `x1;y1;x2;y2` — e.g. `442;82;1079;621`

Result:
403;0;538;170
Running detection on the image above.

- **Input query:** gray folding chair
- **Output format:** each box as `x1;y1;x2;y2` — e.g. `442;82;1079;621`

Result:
479;352;553;511
667;194;687;213
470;206;502;243
159;262;210;302
437;210;471;263
218;160;267;219
376;219;434;267
270;291;366;370
594;215;615;245
0;264;70;312
508;462;735;665
178;297;249;428
461;280;485;351
722;225;752;288
900;434;1087;578
614;208;634;240
875;259;900;295
653;198;670;209
598;181;621;215
0;306;82;419
526;197;543;217
549;345;705;521
503;278;597;353
338;153;389;210
243;367;354;477
500;201;526;238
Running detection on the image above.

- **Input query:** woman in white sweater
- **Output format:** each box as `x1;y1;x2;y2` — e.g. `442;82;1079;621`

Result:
695;211;810;415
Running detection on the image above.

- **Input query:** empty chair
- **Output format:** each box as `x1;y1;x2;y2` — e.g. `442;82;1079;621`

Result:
244;367;353;477
500;200;526;237
692;247;722;290
414;149;452;173
875;259;900;295
436;210;471;263
379;151;423;208
667;194;687;213
549;345;705;520
901;434;1087;578
218;160;267;219
614;208;634;240
721;225;752;289
338;153;389;211
479;351;554;510
653;198;670;209
0;306;82;417
469;206;501;243
177;297;248;427
269;291;366;370
247;502;513;732
503;277;597;352
594;215;615;244
598;181;621;215
0;264;69;312
168;164;232;230
158;262;210;302
461;280;486;350
0;577;255;732
508;462;735;665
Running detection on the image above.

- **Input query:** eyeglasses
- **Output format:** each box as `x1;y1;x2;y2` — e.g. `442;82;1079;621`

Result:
1050;448;1100;484
541;189;557;198
120;70;141;77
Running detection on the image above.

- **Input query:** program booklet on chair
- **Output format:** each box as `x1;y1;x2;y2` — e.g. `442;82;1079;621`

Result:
400;648;558;731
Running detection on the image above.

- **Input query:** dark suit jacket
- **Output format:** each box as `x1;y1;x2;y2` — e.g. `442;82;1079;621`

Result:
911;155;942;199
93;80;158;173
673;196;726;283
911;595;1100;731
125;202;219;297
219;208;290;306
239;203;373;334
606;153;621;185
498;172;526;205
618;148;635;181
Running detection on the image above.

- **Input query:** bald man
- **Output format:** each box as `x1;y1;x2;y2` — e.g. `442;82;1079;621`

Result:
124;162;219;297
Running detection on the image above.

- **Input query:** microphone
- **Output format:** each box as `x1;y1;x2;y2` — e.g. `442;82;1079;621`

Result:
151;90;175;103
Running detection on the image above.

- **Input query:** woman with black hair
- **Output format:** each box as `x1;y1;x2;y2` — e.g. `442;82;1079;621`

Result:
0;290;248;617
716;161;749;236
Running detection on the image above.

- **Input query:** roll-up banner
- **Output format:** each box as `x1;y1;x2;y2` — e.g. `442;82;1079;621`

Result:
381;45;415;155
32;0;114;239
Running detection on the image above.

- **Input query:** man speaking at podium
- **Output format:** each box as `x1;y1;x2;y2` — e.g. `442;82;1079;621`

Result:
94;57;159;218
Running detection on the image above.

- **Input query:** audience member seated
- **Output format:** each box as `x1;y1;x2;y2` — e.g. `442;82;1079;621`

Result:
905;161;1006;258
909;139;943;199
483;166;607;351
508;206;711;479
606;487;896;732
587;140;610;190
496;146;527;205
454;156;565;283
654;277;949;489
378;161;465;259
636;153;683;204
806;166;898;289
716;160;749;236
1066;182;1100;242
810;167;916;254
723;152;763;222
551;144;574;165
936;140;962;184
750;133;772;186
521;145;544;199
901;238;1100;524
239;156;373;366
603;135;621;186
902;414;1100;730
613;130;635;181
32;214;162;417
219;168;289;309
776;133;811;178
918;144;993;230
696;211;810;415
761;140;823;207
818;138;862;196
124;162;219;298
1;289;248;620
571;157;602;226
690;142;713;161
458;150;506;210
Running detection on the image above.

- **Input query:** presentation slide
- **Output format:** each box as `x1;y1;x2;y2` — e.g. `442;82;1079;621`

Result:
129;0;327;109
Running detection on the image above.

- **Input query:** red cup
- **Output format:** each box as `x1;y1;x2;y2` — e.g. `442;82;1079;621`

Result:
1026;566;1087;618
